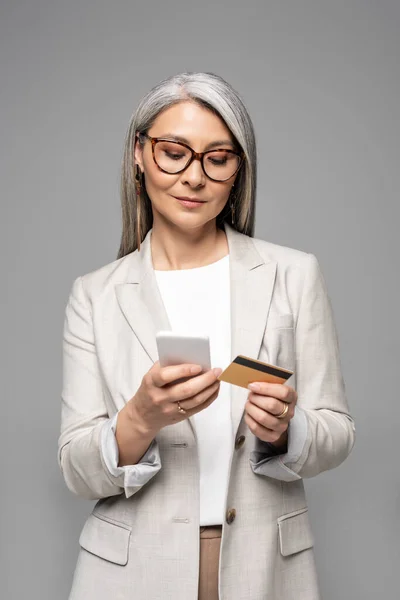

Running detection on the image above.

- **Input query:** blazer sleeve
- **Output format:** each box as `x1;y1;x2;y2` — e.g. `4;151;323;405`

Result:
58;276;161;501
250;253;356;481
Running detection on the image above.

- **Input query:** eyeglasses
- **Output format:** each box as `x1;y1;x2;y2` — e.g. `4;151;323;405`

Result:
138;133;245;182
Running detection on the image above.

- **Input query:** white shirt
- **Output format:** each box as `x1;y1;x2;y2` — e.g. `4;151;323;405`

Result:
154;254;233;525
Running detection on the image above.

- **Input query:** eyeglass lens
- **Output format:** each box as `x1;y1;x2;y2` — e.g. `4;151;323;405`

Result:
153;140;240;181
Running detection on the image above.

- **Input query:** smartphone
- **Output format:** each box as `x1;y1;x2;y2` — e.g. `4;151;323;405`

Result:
156;331;211;372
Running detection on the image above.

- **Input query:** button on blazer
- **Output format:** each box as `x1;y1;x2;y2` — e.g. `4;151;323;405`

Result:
59;223;355;600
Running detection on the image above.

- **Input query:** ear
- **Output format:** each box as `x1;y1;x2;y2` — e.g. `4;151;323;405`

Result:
134;135;144;172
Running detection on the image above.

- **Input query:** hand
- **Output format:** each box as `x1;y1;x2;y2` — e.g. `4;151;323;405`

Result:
244;382;298;447
128;361;222;436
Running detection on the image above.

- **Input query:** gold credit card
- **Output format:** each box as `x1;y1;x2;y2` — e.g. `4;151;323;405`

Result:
218;355;294;389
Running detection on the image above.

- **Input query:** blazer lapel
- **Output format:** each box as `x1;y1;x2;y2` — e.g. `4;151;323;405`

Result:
115;229;171;363
224;224;277;436
115;230;197;440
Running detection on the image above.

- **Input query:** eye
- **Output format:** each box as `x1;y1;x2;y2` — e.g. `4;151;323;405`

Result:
164;150;185;160
156;140;189;162
206;151;233;167
208;156;228;166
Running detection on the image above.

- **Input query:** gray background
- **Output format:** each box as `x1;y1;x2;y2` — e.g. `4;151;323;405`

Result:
1;1;399;598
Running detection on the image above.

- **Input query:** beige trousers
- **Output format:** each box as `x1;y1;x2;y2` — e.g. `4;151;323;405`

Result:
198;525;223;600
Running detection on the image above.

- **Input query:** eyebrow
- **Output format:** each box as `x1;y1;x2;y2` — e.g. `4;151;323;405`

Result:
154;133;236;150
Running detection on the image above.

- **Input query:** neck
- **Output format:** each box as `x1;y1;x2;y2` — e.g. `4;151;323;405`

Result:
150;219;229;271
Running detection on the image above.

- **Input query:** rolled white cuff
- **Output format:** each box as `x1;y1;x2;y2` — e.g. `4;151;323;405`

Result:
100;412;162;498
249;406;309;482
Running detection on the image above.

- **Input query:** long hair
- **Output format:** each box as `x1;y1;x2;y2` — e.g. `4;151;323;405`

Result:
117;72;257;258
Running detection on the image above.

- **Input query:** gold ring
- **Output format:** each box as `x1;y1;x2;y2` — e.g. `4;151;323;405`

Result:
177;401;187;415
275;403;289;419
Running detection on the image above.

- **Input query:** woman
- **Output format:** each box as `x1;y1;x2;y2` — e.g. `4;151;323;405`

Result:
59;72;355;600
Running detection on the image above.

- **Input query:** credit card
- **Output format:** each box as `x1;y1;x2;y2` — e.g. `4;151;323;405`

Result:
218;355;294;389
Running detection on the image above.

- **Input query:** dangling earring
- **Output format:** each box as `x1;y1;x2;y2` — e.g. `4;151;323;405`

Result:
230;184;236;226
135;164;143;251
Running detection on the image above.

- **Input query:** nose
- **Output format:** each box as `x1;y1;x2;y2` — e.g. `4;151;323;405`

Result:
181;157;206;188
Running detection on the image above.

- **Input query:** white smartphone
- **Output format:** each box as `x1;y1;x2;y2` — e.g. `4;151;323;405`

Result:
156;331;211;372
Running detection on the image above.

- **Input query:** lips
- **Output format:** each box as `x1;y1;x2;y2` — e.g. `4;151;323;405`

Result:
174;196;206;203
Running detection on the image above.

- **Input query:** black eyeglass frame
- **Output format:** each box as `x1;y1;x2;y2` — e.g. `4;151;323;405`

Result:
138;132;245;182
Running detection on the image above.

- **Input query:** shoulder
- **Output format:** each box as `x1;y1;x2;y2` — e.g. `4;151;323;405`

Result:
251;234;313;269
226;223;313;269
247;233;325;297
226;225;322;296
68;252;137;305
229;222;317;275
245;233;327;315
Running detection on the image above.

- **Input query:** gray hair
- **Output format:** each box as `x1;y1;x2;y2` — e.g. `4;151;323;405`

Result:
118;72;257;257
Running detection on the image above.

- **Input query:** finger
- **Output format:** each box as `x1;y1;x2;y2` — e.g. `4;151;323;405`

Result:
170;368;222;402
151;362;203;388
248;393;293;419
245;400;288;431
178;380;220;411
186;386;220;417
244;412;286;444
248;382;294;403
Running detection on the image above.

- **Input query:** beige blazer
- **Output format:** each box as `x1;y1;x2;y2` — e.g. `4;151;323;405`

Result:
59;223;355;600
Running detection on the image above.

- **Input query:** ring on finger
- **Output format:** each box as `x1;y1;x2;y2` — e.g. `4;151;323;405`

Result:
275;403;289;419
177;401;187;415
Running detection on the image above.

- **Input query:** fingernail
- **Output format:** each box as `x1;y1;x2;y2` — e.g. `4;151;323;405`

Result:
190;365;202;374
213;368;222;377
248;383;260;391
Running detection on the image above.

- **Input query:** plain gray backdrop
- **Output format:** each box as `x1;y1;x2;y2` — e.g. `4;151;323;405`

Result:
1;1;399;598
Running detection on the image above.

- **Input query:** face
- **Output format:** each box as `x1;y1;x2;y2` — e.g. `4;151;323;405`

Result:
134;101;240;232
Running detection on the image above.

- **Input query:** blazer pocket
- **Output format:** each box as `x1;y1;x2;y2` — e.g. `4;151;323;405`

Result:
277;508;314;557
267;313;294;329
79;513;131;566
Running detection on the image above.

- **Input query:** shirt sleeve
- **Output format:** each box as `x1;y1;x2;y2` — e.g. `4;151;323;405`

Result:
100;412;162;498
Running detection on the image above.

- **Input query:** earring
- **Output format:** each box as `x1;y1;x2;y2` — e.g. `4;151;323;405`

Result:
134;164;142;191
134;164;143;250
230;184;236;226
230;200;236;225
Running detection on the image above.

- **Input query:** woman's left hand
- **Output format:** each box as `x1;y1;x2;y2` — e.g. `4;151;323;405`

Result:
244;382;298;448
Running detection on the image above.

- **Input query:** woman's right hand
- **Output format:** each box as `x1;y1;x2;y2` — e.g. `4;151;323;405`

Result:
128;361;222;436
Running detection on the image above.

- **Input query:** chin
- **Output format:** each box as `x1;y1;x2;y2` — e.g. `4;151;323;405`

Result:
168;214;217;232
